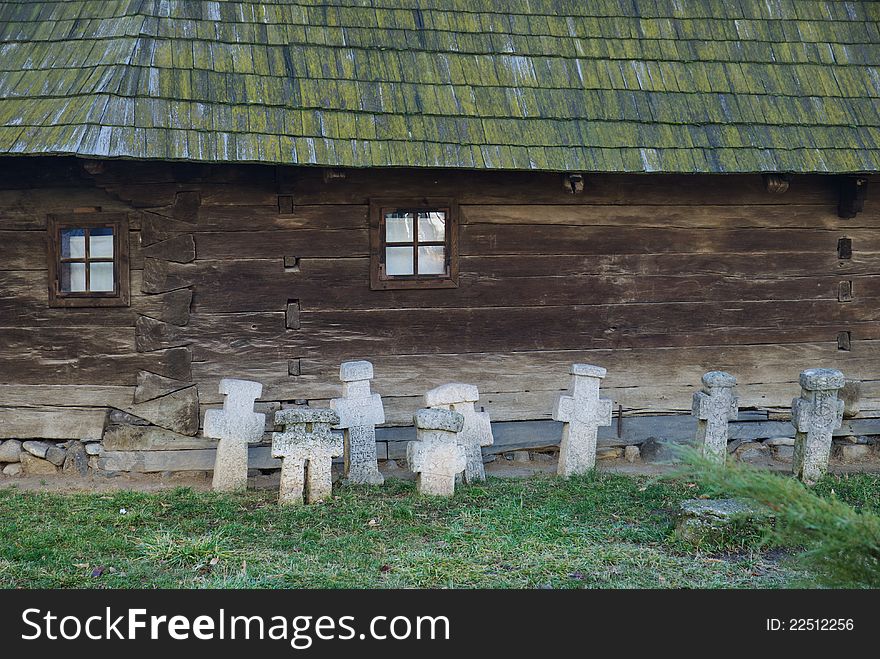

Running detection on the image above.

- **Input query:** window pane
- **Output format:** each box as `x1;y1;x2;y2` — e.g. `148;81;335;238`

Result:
89;227;114;258
61;262;86;292
385;212;413;242
418;246;446;275
386;246;414;275
61;228;85;258
90;262;115;292
418;211;446;242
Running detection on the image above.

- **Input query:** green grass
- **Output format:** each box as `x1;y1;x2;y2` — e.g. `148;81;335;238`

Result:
1;471;877;589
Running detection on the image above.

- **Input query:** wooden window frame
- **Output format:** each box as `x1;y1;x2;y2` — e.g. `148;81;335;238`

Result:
369;198;459;290
47;212;130;307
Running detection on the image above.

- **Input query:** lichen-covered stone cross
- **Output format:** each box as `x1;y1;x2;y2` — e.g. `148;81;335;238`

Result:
692;371;738;464
552;364;613;477
792;368;845;485
203;378;265;492
425;382;493;483
271;408;342;505
330;360;385;485
406;408;466;496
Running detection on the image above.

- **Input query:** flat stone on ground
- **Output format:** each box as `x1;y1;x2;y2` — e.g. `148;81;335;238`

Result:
2;463;22;476
676;498;772;546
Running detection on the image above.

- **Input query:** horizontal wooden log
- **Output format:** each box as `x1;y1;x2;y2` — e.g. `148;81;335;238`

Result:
461;252;880;279
237;341;880;394
380;415;880;460
0;326;135;357
191;339;880;406
283;301;880;356
0;406;108;440
0;384;134;409
102;424;218;451
0;347;192;386
194;229;367;260
291;170;837;206
461;204;877;230
462;225;880;257
96;445;280;472
195;205;368;231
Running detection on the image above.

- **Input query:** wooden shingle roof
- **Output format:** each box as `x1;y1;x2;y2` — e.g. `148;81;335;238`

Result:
0;0;878;172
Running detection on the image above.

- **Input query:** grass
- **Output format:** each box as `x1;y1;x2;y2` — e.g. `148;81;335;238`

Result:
0;471;877;589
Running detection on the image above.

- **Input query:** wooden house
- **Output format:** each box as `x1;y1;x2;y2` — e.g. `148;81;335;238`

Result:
0;0;878;473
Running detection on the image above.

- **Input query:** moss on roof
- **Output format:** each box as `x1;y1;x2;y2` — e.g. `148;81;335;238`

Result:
0;0;878;172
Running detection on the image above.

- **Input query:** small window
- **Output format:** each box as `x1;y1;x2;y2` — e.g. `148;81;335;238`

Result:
47;213;130;307
370;199;458;289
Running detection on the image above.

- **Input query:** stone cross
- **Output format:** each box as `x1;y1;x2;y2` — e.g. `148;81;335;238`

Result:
425;382;493;483
791;368;845;485
203;378;265;492
692;371;738;464
330;360;385;485
271;408;342;505
406;408;466;496
552;364;613;477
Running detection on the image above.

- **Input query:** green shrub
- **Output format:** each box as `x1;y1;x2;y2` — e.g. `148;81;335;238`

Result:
680;451;880;588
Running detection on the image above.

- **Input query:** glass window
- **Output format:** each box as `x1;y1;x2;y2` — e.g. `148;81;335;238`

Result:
371;200;457;290
49;214;129;307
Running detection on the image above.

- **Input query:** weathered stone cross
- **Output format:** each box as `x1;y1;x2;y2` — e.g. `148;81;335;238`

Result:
692;371;738;464
552;364;613;477
406;408;466;496
792;368;845;485
425;382;493;483
330;360;385;485
271;408;342;505
203;378;265;492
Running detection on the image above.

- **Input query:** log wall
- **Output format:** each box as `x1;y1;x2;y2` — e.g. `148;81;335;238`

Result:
0;157;878;465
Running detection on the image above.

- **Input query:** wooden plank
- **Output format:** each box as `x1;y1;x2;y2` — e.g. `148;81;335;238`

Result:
381;415;880;459
103;424;217;451
194;205;368;231
194;229;368;259
0;326;135;356
96;445;280;472
0;406;108;440
291;170;837;206
461;253;880;279
461;204;879;230
0;385;134;409
461;225;880;257
0;347;192;385
192;340;880;403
